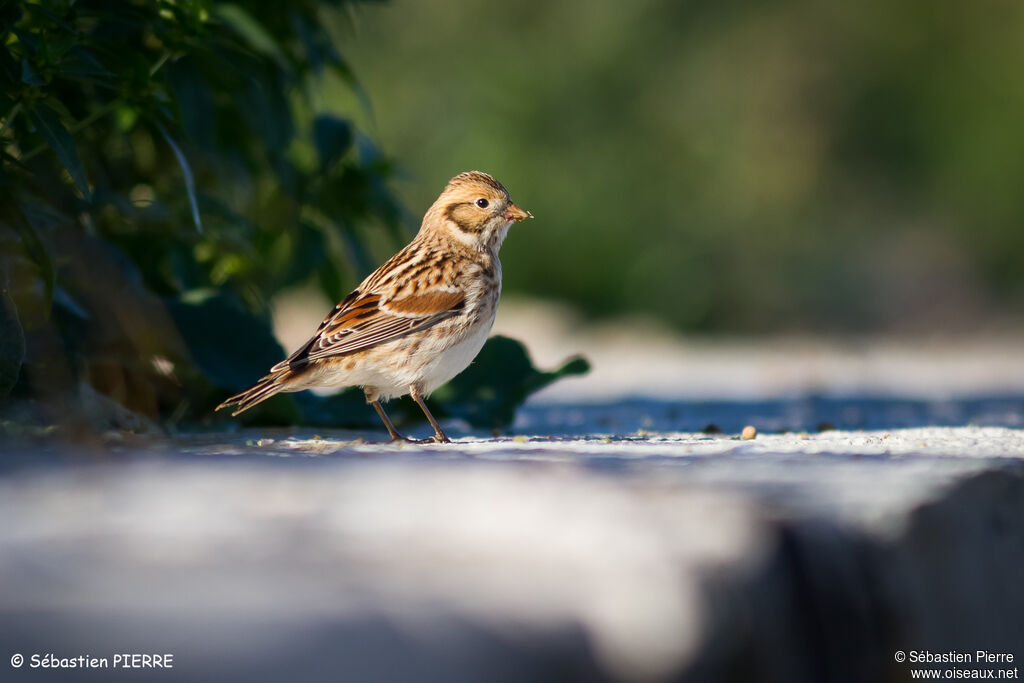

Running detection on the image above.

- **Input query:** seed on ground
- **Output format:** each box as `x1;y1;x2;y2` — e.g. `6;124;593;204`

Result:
741;425;757;440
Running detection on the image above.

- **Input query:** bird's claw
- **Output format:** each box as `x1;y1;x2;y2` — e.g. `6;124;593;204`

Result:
411;435;451;444
388;435;451;445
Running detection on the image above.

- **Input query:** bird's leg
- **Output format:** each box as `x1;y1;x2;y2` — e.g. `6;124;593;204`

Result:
410;384;450;443
368;395;405;442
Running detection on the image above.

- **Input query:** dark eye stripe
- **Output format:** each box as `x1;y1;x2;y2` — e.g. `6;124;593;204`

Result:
443;202;484;233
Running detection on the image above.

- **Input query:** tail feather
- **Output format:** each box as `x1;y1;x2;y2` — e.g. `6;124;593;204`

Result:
216;370;290;416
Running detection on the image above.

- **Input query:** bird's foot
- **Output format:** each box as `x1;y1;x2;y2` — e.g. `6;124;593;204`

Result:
387;434;451;445
385;436;448;446
411;435;451;444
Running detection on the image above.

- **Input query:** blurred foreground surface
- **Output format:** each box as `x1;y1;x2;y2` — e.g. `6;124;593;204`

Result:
2;395;1023;681
5;312;1024;683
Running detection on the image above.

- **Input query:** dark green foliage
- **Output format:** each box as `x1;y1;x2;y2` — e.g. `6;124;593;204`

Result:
313;114;353;173
0;290;25;400
165;292;287;393
0;1;582;434
27;104;91;199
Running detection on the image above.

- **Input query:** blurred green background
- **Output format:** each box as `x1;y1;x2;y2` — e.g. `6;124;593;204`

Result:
338;0;1024;333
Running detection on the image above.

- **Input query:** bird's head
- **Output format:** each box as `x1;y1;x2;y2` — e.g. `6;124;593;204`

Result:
423;171;532;251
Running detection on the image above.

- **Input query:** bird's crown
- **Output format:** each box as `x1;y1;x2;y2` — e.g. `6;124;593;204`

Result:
445;171;508;197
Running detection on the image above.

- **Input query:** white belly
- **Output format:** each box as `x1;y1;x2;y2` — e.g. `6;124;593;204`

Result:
310;317;493;401
417;320;492;394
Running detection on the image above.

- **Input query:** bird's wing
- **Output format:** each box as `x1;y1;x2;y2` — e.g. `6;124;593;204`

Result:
271;287;465;371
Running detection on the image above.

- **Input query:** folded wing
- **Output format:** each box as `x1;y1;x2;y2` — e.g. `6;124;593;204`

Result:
272;288;465;371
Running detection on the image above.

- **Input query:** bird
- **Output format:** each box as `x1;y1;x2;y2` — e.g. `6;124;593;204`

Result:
216;171;532;443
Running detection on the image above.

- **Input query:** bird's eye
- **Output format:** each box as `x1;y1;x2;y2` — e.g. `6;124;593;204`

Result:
475;198;489;209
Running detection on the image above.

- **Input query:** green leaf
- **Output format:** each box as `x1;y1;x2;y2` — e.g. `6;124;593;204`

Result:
7;200;55;309
431;336;591;431
239;69;294;158
338;221;377;277
281;221;327;288
41;96;74;122
166;292;303;423
28;104;91;199
214;4;288;66
165;60;215;146
156;122;203;233
22;3;76;33
328;61;375;119
11;29;39;57
52;285;89;320
166;292;286;392
21;59;45;85
58;46;115;84
313;114;352;171
0;288;25;401
291;9;342;73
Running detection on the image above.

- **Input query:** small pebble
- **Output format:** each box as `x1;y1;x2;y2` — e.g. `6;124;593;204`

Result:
741;425;757;440
703;423;722;434
513;435;528;443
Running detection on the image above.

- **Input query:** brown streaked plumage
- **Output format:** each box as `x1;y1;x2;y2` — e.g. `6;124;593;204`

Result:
216;171;532;443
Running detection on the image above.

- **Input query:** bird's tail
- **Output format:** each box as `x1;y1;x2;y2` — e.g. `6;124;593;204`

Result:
215;369;291;416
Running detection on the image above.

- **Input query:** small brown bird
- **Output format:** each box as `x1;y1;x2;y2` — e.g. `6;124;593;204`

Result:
216;171;532;442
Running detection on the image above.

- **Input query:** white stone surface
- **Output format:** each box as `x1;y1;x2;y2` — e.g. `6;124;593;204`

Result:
5;311;1024;681
2;420;1022;682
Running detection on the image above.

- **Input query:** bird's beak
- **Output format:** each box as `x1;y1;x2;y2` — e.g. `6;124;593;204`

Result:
504;203;533;223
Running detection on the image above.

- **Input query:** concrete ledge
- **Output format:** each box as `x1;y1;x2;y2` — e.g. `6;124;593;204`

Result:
1;429;1022;682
